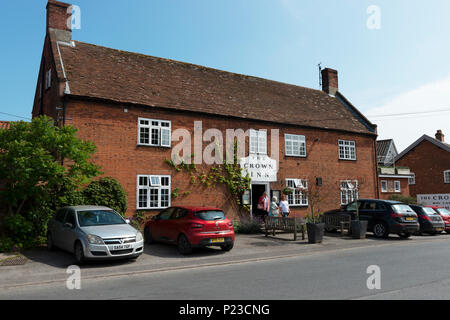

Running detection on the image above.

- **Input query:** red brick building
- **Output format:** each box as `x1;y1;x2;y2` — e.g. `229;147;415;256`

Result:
32;1;379;219
395;130;450;208
376;139;412;200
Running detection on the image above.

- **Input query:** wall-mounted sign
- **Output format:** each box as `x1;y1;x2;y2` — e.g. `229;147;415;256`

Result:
242;190;251;205
240;154;278;182
417;194;450;210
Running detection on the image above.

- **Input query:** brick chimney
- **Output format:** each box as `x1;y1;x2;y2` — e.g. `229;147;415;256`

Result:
46;0;72;41
435;130;445;142
321;68;338;96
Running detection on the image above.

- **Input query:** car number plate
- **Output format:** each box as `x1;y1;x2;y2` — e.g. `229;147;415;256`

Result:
406;217;415;221
112;244;131;250
436;228;443;231
210;238;225;244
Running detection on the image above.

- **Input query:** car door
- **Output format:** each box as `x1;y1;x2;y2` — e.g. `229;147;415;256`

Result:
51;208;67;247
60;209;79;252
345;201;360;220
167;208;189;242
358;200;375;226
152;208;175;241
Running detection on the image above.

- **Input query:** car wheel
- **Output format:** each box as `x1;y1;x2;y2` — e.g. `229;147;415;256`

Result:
446;230;450;234
373;222;389;238
220;242;234;252
46;232;55;251
177;234;192;255
398;233;411;239
74;241;85;265
144;227;154;245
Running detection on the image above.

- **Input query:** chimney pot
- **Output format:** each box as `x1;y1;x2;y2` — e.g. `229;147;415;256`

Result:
321;68;338;96
435;130;445;142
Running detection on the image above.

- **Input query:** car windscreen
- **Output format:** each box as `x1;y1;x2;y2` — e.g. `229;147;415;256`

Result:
195;210;225;221
422;207;438;216
77;210;126;227
392;204;415;214
437;208;450;216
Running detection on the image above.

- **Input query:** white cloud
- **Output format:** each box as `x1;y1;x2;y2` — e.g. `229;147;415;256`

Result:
365;76;450;152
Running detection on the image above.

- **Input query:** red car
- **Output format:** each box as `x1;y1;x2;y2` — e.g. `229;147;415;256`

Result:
428;206;450;233
143;206;235;254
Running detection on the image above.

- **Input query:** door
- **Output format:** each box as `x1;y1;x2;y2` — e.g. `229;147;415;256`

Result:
51;208;67;246
167;208;189;242
60;209;78;252
252;184;267;217
152;208;175;241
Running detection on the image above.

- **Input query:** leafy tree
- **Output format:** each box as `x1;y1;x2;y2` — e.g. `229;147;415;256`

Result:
0;116;100;247
83;177;128;216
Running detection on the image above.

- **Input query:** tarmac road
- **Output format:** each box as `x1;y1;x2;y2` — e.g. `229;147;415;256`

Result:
1;235;450;300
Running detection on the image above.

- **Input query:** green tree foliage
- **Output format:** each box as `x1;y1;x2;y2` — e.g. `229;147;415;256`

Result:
0;116;100;249
83;177;128;216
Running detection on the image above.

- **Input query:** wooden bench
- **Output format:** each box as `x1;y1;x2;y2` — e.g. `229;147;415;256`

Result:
264;216;306;241
322;214;351;235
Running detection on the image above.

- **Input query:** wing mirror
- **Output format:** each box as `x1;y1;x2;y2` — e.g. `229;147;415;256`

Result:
125;219;130;224
64;222;74;229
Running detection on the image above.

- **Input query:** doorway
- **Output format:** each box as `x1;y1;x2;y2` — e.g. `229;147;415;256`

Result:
251;183;270;218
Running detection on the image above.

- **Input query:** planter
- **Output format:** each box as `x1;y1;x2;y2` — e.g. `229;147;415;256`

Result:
306;222;324;244
351;220;368;239
396;168;410;175
379;167;395;174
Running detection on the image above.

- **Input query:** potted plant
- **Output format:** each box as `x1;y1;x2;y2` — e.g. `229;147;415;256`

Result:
348;180;368;239
303;181;325;244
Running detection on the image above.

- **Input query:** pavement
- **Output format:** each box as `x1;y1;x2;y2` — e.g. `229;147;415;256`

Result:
0;231;448;290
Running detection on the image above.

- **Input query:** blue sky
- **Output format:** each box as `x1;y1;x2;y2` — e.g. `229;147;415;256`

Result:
1;0;449;150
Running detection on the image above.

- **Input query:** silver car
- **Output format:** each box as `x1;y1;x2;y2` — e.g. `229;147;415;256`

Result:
47;205;144;264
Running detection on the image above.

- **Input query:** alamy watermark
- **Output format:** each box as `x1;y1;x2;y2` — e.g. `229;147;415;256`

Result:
366;265;381;290
66;265;81;290
67;5;82;30
367;5;381;30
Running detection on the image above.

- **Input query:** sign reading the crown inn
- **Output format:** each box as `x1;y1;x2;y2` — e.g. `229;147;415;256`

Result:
417;194;450;210
240;154;278;182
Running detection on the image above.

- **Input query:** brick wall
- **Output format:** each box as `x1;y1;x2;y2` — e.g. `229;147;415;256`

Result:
378;177;410;200
396;140;450;196
60;98;378;220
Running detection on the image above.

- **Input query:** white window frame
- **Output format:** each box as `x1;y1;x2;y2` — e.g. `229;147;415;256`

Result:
394;181;401;193
338;140;356;161
249;129;267;155
340;180;358;205
138;118;171;147
285;134;306;157
45;69;52;90
286;178;308;207
444;170;450;184
137;175;171;209
409;173;416;185
381;180;388;193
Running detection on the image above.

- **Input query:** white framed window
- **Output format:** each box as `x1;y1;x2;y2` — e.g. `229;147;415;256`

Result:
338;140;356;160
285;134;306;157
340;180;358;205
394;181;401;192
409;173;416;185
445;170;450;184
138;118;171;147
249;129;267;155
286;179;308;206
45;69;52;90
381;180;387;193
137;175;171;209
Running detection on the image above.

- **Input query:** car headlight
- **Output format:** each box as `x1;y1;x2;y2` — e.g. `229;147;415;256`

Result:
87;234;104;245
136;232;143;242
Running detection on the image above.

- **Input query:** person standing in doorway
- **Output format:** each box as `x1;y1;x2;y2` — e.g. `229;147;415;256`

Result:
257;191;270;222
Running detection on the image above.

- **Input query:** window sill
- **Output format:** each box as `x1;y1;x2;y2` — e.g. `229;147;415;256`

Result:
338;158;357;161
137;144;171;149
285;154;307;158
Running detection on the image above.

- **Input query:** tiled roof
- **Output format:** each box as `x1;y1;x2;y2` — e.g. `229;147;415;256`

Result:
377;139;392;159
0;121;10;129
395;135;450;162
54;40;376;135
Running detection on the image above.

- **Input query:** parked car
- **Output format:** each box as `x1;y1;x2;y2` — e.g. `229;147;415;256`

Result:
323;199;419;238
47;206;144;264
427;206;450;233
409;205;445;235
144;206;235;255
